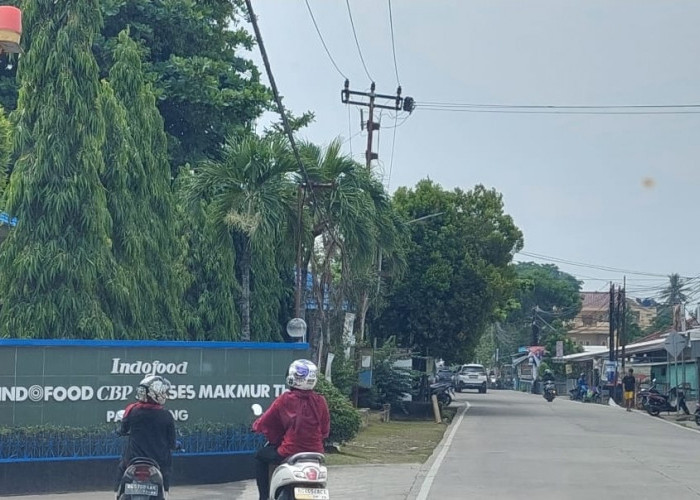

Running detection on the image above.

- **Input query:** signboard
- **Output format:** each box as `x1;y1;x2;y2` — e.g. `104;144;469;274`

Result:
0;339;308;427
664;332;687;359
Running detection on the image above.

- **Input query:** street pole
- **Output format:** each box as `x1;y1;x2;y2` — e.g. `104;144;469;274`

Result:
608;283;615;362
620;277;626;370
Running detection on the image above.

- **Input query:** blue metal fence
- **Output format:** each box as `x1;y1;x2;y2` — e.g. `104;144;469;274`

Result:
0;426;265;463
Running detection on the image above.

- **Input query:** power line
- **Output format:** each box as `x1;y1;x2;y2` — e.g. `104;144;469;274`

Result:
345;0;373;82
387;0;400;85
419;101;700;110
304;0;348;80
417;105;700;116
517;250;693;279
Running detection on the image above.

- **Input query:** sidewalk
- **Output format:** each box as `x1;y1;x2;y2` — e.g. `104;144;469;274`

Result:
11;463;422;499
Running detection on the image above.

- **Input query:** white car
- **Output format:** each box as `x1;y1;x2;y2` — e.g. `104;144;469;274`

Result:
456;363;488;393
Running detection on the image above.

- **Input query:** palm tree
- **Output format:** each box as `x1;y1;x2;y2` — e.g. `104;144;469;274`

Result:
660;273;689;305
185;134;297;340
297;139;406;355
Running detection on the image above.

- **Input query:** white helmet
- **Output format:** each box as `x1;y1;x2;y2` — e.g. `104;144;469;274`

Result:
286;359;318;391
136;375;171;405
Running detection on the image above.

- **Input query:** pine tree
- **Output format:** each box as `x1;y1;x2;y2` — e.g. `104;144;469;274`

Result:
0;0;116;338
108;30;185;339
0;105;10;196
98;81;147;337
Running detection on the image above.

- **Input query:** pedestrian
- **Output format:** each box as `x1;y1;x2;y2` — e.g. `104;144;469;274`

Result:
622;368;636;412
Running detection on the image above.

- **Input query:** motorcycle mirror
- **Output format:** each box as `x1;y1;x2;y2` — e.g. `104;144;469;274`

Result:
251;403;263;416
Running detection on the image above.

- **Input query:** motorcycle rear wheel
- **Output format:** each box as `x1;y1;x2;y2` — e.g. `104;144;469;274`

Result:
648;406;660;416
695;414;700;426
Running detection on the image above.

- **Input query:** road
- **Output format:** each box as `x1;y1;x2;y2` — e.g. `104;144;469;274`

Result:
13;390;700;499
413;389;700;500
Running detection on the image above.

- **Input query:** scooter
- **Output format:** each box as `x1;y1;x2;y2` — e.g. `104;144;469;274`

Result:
647;386;689;417
252;404;330;500
429;381;455;408
114;417;184;500
543;381;556;402
116;457;166;500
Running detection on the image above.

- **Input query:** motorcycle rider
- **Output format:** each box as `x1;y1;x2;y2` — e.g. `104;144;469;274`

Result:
542;369;555;382
252;359;330;500
576;372;587;400
115;375;177;498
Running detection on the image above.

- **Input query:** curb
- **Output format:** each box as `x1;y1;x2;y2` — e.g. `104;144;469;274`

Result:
405;401;470;500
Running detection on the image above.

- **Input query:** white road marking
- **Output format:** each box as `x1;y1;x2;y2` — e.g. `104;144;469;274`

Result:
415;401;470;500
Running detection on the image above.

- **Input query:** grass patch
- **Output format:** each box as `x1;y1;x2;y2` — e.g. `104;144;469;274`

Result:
326;407;458;466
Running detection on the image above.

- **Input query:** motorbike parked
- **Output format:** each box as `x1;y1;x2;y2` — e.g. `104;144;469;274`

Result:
430;381;455;408
694;403;700;426
569;384;601;403
252;404;330;500
647;386;689;417
543;381;556;402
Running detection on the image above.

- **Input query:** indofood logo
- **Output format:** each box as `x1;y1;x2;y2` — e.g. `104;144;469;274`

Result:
110;358;188;376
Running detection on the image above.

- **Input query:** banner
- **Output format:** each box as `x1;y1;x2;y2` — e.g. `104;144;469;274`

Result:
0;339;308;427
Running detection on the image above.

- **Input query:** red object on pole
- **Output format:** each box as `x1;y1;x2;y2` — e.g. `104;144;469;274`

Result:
0;6;22;54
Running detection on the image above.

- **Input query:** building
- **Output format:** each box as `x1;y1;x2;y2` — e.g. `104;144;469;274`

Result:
567;291;656;347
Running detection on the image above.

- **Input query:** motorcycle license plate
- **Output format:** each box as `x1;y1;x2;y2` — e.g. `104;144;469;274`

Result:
294;487;330;499
124;482;159;496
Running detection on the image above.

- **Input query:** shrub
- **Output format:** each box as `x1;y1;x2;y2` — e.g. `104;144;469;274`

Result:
315;375;361;444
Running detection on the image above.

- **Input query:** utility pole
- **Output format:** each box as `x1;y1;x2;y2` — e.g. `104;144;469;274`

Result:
341;80;414;170
608;283;616;362
342;80;414;343
620;277;627;369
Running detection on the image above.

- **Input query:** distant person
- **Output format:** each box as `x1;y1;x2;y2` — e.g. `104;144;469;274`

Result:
622;368;636;412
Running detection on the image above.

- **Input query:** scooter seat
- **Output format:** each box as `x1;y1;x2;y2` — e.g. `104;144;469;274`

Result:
282;452;325;465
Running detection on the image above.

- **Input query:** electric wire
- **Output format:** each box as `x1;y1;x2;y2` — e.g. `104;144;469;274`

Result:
387;0;400;85
517;251;692;279
345;0;373;82
303;0;349;80
416;105;700;116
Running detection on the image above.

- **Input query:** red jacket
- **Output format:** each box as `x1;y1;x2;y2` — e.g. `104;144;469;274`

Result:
252;389;330;457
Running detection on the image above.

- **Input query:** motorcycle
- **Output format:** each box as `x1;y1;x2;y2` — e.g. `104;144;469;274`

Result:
637;380;660;410
430;381;455;408
647;386;689;417
116;457;166;500
569;383;587;401
543;381;556;402
114;419;184;500
252;404;330;500
694;403;700;426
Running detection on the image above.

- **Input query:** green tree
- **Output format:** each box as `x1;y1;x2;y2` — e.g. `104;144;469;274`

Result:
371;180;523;362
0;0;117;338
98;81;148;337
185;134;296;340
647;274;689;333
500;262;582;352
0;0;271;171
0;105;10;196
108;30;186;339
297;139;406;358
178;189;241;341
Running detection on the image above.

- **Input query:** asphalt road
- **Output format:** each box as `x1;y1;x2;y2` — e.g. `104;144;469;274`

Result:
416;389;700;500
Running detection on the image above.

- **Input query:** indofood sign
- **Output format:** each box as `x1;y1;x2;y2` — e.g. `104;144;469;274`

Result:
0;339;308;427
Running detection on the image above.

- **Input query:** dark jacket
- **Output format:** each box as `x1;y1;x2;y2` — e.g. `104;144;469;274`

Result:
119;402;176;473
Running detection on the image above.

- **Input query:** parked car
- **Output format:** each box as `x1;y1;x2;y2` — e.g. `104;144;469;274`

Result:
456;363;488;393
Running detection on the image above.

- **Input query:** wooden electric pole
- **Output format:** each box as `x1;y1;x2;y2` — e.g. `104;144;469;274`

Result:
341;80;413;170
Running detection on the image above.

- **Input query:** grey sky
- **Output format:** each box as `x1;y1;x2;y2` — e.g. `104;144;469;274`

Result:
249;1;700;300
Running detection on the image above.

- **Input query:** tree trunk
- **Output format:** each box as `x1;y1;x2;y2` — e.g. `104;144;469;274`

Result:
239;240;251;341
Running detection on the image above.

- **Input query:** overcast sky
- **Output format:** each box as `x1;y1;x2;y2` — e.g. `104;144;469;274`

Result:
248;1;700;301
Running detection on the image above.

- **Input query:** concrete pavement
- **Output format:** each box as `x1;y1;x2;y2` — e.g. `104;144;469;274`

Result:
414;390;700;500
10;463;422;499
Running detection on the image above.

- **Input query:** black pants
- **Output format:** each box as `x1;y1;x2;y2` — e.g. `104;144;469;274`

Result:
255;445;283;500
